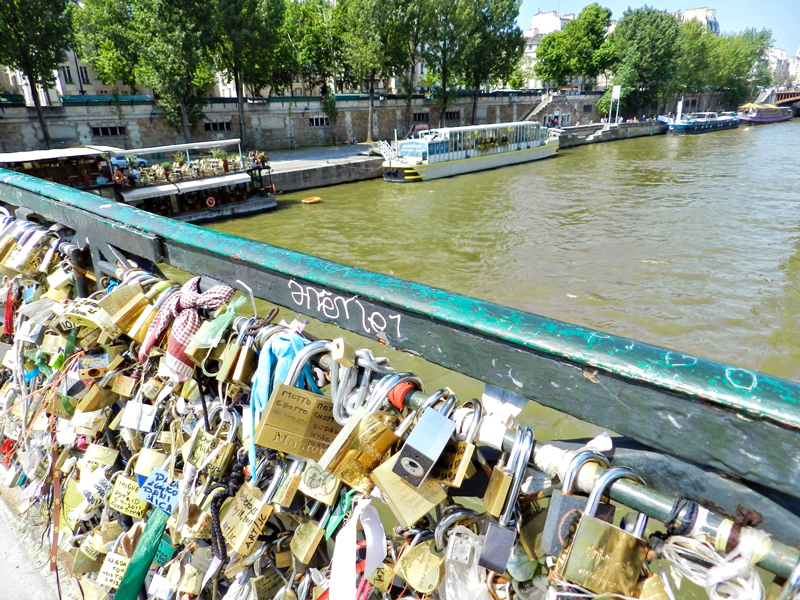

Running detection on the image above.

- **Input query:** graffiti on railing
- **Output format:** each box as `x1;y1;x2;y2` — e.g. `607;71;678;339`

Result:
288;280;402;337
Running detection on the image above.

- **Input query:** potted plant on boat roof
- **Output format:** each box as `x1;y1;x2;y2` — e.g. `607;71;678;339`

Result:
173;152;185;167
211;148;230;172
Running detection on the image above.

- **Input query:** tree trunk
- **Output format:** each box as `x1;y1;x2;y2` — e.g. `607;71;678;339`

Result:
234;60;247;148
178;99;191;143
439;68;448;127
404;61;417;137
471;85;480;125
367;71;375;143
27;73;52;149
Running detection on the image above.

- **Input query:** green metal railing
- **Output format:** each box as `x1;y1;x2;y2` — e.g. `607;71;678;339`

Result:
2;168;800;575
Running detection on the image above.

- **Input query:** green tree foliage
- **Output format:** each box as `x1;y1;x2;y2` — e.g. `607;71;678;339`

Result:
283;0;344;93
674;20;714;95
73;0;139;91
211;0;285;147
599;6;680;114
131;0;215;142
709;29;774;106
394;0;431;134
534;3;613;88
340;0;402;141
0;0;73;148
463;0;525;124
422;0;476;125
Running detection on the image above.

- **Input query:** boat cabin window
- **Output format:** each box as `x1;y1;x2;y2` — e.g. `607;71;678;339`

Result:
397;141;427;158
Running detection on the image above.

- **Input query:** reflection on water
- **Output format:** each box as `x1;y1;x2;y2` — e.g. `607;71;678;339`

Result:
209;120;800;436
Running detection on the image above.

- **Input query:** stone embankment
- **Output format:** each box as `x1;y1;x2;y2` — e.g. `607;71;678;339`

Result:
557;122;667;148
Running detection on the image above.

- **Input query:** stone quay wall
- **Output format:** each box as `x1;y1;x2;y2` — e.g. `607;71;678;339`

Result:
0;95;541;153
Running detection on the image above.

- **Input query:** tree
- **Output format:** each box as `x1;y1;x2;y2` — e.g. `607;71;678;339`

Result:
463;0;525;124
73;0;140;92
340;0;385;142
131;0;215;142
533;3;613;89
211;0;285;147
674;20;714;96
282;0;344;93
533;31;571;87
395;0;430;135
710;29;773;106
422;0;475;126
0;0;72;149
601;6;681;114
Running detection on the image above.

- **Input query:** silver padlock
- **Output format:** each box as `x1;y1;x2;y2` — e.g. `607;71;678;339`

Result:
391;388;457;487
478;426;533;574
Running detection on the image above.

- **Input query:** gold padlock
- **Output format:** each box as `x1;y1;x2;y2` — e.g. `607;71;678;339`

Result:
127;282;178;342
107;454;149;518
371;454;447;527
555;466;650;596
219;480;275;556
290;505;332;564
482;427;522;518
318;373;422;493
185;405;238;478
215;327;247;383
231;329;258;389
430;398;483;488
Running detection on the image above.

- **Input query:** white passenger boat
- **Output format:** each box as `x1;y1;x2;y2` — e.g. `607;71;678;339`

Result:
382;121;559;182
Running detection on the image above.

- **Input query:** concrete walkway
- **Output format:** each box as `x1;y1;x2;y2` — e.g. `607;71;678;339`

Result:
267;143;384;192
0;489;81;600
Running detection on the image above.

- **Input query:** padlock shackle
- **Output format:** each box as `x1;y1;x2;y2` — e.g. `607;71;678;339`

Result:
461;398;483;445
283;340;333;386
561;450;611;495
585;466;645;519
434;509;479;552
500;426;533;527
777;556;800;600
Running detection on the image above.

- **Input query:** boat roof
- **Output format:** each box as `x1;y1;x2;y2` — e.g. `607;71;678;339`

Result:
428;121;538;134
739;102;783;110
106;139;241;157
0;145;123;164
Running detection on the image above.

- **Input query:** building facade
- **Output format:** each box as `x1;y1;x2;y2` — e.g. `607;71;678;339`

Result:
675;7;720;34
522;11;575;90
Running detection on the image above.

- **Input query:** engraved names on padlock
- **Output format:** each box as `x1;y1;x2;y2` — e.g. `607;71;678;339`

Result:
251;566;284;600
96;552;130;589
394;539;444;594
109;476;149;518
254;384;342;461
220;484;273;556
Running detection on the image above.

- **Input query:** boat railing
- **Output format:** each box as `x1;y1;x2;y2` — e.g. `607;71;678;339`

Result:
1;169;799;576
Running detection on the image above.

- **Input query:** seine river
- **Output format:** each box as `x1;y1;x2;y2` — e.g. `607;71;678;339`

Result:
211;119;800;437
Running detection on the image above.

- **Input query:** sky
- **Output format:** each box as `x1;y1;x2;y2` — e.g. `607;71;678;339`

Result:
518;0;800;56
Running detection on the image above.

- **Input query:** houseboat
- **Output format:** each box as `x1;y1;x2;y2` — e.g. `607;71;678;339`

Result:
104;139;277;224
0;140;277;224
738;103;793;124
666;111;740;134
381;121;558;182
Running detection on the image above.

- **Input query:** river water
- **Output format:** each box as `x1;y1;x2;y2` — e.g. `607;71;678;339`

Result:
210;119;800;437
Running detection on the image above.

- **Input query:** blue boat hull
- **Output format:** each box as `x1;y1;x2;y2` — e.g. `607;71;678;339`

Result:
667;119;740;134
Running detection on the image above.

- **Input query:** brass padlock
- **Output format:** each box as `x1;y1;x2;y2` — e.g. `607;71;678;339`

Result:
430;398;482;488
272;459;304;508
371;453;447;527
232;319;258;389
556;466;650;596
127;284;179;343
185;405;238;478
539;449;612;557
98;281;147;329
318;372;422;493
107;454;149;518
478;426;533;574
216;326;248;383
290;504;332;564
482;427;523;518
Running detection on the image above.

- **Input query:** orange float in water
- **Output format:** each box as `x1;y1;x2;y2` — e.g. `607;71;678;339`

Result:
302;197;322;204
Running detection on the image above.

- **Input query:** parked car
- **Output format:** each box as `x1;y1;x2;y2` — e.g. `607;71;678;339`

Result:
110;156;148;169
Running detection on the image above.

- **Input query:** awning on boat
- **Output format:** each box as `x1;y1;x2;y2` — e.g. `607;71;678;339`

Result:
106;139;241;157
174;172;251;194
119;183;181;203
118;173;251;203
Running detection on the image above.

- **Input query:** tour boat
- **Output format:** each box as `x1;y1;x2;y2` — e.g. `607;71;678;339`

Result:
738;103;793;124
666;111;740;134
381;121;558;182
0;140;277;224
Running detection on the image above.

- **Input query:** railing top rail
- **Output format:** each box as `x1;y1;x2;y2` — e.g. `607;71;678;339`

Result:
1;167;799;498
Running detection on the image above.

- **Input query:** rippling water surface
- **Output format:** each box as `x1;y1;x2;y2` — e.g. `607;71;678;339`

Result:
210;120;800;436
